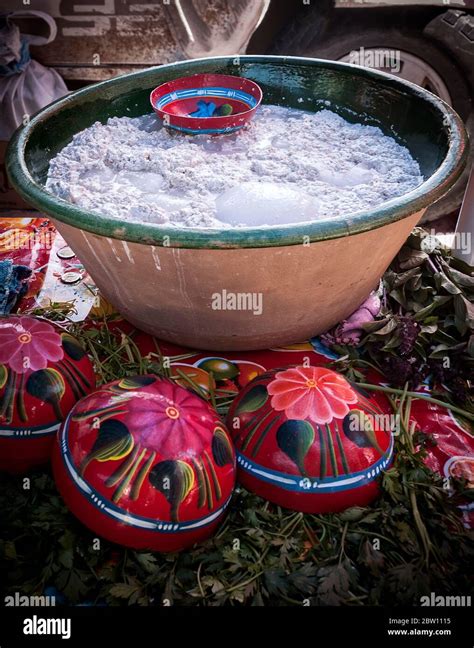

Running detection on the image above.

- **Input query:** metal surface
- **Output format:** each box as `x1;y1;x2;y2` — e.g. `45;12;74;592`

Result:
2;0;269;81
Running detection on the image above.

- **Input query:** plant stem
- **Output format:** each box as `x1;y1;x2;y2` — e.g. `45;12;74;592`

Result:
226;571;264;593
338;522;348;565
356;382;474;421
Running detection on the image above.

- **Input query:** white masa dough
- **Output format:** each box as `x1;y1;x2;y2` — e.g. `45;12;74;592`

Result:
46;105;423;228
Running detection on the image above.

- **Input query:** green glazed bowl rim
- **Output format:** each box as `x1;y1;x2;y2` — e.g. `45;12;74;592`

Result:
6;55;468;250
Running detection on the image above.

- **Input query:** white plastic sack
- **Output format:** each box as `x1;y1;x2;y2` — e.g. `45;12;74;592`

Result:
0;10;68;140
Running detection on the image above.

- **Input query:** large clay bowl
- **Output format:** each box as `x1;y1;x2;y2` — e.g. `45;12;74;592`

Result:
6;56;467;350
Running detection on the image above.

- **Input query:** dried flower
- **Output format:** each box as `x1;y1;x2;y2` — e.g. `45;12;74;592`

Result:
397;316;419;356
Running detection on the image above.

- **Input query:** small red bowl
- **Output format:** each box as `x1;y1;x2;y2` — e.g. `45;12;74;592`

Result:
150;73;263;135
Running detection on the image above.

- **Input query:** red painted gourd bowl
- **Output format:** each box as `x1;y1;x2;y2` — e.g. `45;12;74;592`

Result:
150;73;262;135
0;315;96;474
52;374;236;551
409;395;474;485
227;366;394;513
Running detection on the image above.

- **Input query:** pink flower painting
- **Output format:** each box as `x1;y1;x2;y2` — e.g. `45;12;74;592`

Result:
267;366;358;424
125;379;217;456
0;316;64;374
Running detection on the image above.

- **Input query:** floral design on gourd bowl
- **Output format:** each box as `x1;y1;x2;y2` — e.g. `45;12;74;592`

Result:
52;375;236;551
227;366;394;513
0;315;96;473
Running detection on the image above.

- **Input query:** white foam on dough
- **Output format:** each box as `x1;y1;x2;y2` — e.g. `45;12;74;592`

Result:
46;105;423;228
